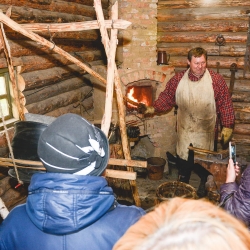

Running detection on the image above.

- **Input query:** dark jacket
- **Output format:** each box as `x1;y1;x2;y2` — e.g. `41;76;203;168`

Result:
220;165;250;228
0;173;145;250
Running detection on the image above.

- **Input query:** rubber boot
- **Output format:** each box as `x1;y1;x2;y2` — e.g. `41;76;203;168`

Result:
177;156;192;184
193;163;211;198
197;180;207;198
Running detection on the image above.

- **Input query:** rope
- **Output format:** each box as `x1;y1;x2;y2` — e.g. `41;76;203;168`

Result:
47;25;56;51
0;103;23;186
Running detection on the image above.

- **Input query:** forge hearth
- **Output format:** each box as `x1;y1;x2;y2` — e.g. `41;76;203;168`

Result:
126;85;153;113
92;66;177;172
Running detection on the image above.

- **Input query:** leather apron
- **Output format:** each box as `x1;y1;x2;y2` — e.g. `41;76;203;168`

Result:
176;69;216;160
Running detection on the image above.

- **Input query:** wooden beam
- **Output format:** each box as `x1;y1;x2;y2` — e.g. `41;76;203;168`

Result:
105;169;136;180
20;19;131;33
0;157;147;168
0;157;143;180
101;2;118;136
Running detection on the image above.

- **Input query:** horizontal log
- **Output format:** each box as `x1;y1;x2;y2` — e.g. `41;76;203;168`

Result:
44;101;85;117
0;57;23;68
232;91;250;102
233;144;250;157
233;133;250;144
158;20;248;33
16;51;102;73
25;86;92;114
45;96;93;117
66;0;109;9
19;54;72;73
175;67;250;82
20;19;132;32
157;32;247;43
157;43;246;57
234;123;250;135
7;39;98;57
0;1;99;19
24;77;92;105
234;102;250;111
168;55;244;69
158;6;249;22
0;4;92;23
5;28;99;41
16;0;109;9
226;79;250;92
15;0;52;4
21;64;87;90
158;0;250;9
235;110;250;123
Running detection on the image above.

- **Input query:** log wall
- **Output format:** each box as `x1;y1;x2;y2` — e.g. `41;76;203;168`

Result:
0;0;109;157
0;0;108;122
0;0;109;208
157;1;250;161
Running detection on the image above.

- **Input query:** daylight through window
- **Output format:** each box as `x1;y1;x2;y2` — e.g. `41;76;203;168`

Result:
0;68;14;123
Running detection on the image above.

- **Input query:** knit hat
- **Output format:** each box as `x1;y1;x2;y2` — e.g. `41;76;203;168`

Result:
37;113;109;176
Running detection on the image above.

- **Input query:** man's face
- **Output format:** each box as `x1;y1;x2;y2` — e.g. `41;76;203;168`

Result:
187;54;207;77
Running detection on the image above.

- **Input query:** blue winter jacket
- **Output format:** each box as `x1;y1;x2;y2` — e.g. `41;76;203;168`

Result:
0;173;145;250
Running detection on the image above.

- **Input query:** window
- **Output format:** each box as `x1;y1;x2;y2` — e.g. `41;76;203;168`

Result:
0;68;18;128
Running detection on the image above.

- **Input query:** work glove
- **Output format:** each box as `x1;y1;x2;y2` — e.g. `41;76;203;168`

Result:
221;127;233;145
137;103;155;114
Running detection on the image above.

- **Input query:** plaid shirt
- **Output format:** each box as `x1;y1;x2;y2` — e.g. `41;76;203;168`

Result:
154;69;235;135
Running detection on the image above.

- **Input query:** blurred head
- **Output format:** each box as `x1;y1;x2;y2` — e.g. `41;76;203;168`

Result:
187;47;207;77
113;197;250;250
38;113;109;176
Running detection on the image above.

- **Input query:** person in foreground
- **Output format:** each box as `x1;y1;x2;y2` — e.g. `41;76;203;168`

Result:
220;158;250;229
0;113;145;250
113;197;250;250
138;47;235;197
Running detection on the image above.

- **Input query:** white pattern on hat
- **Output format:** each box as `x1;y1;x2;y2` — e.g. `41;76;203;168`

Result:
46;142;80;160
76;135;105;157
40;158;73;171
73;161;96;175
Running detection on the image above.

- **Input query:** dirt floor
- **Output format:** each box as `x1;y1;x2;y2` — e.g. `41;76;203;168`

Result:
136;166;202;210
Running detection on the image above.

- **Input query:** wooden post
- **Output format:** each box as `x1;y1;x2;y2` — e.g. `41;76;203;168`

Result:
100;1;118;136
94;0;141;206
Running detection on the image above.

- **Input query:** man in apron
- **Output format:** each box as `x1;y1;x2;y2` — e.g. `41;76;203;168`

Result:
138;47;235;197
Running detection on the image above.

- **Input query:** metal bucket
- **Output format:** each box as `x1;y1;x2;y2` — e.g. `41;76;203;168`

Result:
147;157;166;180
11;121;48;160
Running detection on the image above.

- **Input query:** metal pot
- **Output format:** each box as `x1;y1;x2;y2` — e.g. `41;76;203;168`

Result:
9;121;48;183
157;51;170;65
11;121;48;160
